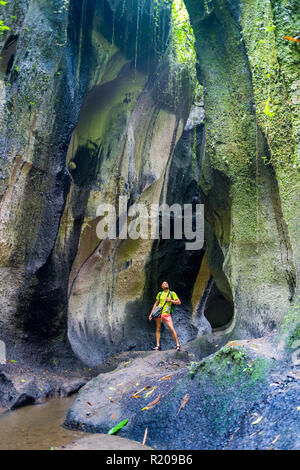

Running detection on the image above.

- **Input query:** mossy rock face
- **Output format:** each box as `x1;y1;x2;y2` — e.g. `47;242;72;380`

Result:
65;93;199;365
0;0;191;364
107;341;274;449
64;303;300;450
276;296;300;367
52;2;198;365
184;0;299;338
239;0;300;298
0;0;76;353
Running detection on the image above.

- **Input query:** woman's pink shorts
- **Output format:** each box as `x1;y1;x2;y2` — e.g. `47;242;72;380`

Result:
161;314;173;326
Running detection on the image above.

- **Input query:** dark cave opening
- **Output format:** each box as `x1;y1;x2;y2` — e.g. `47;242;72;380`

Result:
0;35;19;75
202;277;234;330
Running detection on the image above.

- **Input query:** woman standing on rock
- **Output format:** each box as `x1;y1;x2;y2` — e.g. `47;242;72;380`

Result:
149;281;181;351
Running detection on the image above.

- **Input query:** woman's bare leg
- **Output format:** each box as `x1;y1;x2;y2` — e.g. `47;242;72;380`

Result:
155;317;162;347
165;321;180;347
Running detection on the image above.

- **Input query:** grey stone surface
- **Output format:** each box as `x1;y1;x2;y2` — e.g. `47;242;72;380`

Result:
58;433;153;450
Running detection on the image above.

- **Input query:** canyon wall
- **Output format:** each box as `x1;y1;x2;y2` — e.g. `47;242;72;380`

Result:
0;0;299;366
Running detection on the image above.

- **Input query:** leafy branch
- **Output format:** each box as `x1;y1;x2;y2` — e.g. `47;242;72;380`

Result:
0;0;10;36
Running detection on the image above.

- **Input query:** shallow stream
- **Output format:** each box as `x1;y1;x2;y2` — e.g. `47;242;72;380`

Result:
0;395;85;450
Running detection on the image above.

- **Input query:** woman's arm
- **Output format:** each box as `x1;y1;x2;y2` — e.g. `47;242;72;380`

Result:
167;296;181;305
149;300;158;320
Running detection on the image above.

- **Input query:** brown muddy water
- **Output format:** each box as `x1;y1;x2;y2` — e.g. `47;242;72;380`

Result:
0;395;86;450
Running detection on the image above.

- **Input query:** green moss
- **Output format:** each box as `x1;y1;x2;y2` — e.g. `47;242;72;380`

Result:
116;238;143;267
188;0;260;256
190;344;271;386
184;0;298;337
287;324;300;348
240;0;300;226
278;296;300;328
75;66;147;151
277;296;300;350
181;343;273;438
169;0;197;86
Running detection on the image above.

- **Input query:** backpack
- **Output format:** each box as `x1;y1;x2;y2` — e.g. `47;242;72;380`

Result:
158;291;174;314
